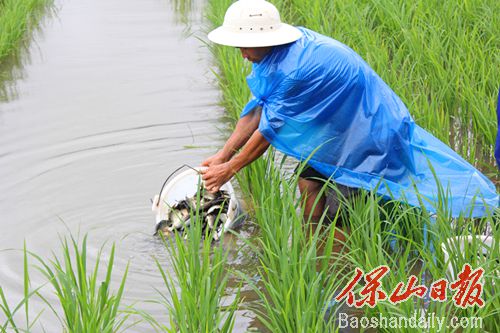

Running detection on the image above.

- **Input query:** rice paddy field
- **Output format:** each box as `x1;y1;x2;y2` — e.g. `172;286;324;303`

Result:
1;0;499;332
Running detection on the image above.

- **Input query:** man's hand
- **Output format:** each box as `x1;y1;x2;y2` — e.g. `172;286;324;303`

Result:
201;130;270;192
201;150;229;167
200;162;236;192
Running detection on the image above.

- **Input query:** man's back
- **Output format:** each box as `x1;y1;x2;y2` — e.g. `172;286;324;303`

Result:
247;27;415;180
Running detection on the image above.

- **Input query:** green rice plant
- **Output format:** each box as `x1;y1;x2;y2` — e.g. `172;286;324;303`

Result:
32;235;130;333
335;195;431;332
143;189;239;333
234;155;345;333
0;0;54;61
0;243;43;333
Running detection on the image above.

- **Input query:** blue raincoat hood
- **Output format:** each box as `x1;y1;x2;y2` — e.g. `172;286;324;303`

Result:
241;27;498;217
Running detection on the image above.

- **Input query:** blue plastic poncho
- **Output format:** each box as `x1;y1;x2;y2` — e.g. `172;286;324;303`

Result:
241;27;498;217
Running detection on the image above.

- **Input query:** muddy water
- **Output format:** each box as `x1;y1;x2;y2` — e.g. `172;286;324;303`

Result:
0;0;256;331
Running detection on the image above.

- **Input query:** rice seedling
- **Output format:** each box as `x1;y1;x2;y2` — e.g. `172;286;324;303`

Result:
143;187;239;333
0;0;54;61
0;243;43;333
32;235;130;333
235;155;347;333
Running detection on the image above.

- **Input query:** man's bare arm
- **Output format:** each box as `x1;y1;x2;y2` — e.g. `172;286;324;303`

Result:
227;129;270;173
201;129;270;191
202;107;262;166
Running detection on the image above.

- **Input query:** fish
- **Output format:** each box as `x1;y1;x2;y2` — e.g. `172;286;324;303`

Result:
206;214;216;230
154;184;230;240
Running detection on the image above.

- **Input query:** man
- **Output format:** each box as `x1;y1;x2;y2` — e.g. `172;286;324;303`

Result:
201;0;498;219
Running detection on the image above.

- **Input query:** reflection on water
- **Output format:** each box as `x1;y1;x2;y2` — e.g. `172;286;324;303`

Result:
170;0;195;26
0;46;28;102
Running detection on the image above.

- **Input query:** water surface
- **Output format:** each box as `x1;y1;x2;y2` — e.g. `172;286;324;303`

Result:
0;0;256;330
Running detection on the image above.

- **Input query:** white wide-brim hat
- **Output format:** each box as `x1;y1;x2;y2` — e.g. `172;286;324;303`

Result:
208;0;302;48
